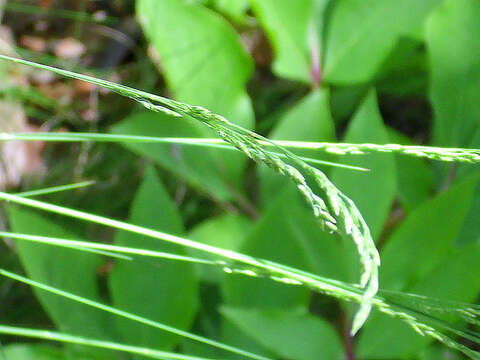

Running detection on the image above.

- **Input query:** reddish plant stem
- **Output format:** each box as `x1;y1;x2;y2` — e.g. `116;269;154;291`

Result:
342;311;356;360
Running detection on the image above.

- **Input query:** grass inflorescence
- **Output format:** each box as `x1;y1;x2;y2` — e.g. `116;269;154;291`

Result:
1;54;480;359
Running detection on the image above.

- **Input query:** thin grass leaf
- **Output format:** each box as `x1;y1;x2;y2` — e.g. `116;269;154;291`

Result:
2;192;480;358
0;231;217;265
56;244;133;261
13;181;95;197
2;244;480;359
0;268;271;360
0;324;215;360
2;132;480;164
380;289;480;327
0;132;368;172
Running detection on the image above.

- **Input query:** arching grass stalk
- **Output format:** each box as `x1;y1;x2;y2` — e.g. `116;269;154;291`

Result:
0;54;379;332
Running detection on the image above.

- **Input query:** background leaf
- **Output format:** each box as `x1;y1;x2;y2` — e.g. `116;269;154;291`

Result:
7;207;114;358
427;0;480;147
135;0;255;199
221;307;345;360
249;0;313;82
2;344;65;360
188;214;253;283
388;128;434;213
357;175;479;359
111;112;237;201
108;166;198;353
324;0;443;84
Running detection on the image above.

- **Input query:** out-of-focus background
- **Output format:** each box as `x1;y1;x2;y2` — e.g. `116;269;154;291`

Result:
0;1;480;360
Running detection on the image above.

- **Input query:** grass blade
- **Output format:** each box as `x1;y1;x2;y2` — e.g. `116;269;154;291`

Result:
0;132;368;172
13;181;95;197
0;324;213;360
0;231;217;265
1;192;479;358
0;268;271;360
2;131;479;164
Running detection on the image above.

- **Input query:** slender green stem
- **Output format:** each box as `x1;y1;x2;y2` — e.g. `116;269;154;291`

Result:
13;181;95;197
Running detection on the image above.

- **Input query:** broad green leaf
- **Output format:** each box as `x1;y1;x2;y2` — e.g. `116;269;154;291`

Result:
260;88;336;206
330;84;369;123
221;307;345;360
387;128;433;213
249;0;313;82
222;186;345;309
137;0;253;126
111;112;236;201
214;0;248;22
413;243;480;302
182;339;222;360
357;175;479;359
188;214;253;283
455;131;480;246
7;207;114;342
108;166;198;352
332;89;396;241
358;243;480;359
324;0;443;84
456;177;480;246
136;0;255;198
418;346;462;360
220;319;274;360
378;175;478;290
3;344;65;360
427;0;480;147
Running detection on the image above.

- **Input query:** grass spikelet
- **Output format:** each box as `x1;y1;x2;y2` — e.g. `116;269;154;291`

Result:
271;141;480;163
0;54;380;332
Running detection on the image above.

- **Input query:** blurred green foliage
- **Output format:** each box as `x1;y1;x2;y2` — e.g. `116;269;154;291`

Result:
2;0;480;359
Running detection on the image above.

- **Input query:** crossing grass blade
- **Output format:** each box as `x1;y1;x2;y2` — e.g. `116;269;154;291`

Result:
0;267;272;360
1;191;480;358
0;324;215;360
0;231;218;265
0;132;368;172
13;181;96;197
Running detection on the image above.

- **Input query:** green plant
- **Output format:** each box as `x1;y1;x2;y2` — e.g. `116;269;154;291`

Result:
1;1;480;360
